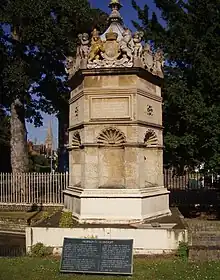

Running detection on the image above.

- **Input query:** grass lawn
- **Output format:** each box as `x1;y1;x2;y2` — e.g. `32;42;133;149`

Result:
0;257;220;280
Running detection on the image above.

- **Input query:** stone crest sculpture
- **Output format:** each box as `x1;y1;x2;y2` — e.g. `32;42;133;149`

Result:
142;44;154;71
88;29;104;62
133;31;144;57
66;0;164;78
78;33;90;59
153;48;164;78
102;28;120;60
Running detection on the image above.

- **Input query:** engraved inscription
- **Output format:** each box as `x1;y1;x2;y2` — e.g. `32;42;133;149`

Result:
90;96;131;119
60;238;133;275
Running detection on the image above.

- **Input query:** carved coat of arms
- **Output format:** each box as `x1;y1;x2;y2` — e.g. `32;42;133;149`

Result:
102;29;121;61
103;40;120;60
142;44;154;70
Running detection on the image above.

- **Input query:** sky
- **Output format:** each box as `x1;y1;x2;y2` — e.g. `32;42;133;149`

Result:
26;0;159;149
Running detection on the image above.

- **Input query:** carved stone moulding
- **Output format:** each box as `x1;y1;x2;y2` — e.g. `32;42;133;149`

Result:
97;127;126;145
68;131;82;150
144;129;158;147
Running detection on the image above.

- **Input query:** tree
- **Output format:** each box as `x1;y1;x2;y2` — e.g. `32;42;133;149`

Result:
0;107;11;172
132;0;220;172
29;153;51;173
0;0;108;173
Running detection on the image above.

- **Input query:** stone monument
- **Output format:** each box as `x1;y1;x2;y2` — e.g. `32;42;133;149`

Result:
63;0;171;224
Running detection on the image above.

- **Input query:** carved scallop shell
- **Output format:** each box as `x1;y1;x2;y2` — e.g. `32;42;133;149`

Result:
72;131;81;147
97;127;126;145
144;129;158;146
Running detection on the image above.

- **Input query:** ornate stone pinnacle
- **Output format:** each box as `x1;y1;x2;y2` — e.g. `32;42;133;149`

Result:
108;0;123;10
108;0;123;23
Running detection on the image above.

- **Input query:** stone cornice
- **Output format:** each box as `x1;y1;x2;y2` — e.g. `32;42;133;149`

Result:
68;121;163;131
69;67;163;88
69;88;162;105
69;91;84;104
68;143;164;150
137;89;162;102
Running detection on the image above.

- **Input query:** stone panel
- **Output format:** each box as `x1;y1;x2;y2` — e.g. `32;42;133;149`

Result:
137;77;157;96
137;94;162;125
83;147;99;189
124;147;139;188
89;95;132;120
70;150;82;186
118;75;137;87
98;148;125;187
84;75;137;89
139;148;164;187
69;96;84;126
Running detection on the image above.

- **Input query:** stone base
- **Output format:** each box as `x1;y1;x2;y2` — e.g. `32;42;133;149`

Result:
26;208;187;256
63;187;171;224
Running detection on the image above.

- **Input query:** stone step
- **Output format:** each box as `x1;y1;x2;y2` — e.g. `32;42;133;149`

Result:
0;218;28;232
0;211;40;232
192;233;220;246
186;220;220;232
189;245;220;261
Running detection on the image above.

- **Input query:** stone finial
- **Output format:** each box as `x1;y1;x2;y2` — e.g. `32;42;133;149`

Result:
108;0;123;23
108;0;122;9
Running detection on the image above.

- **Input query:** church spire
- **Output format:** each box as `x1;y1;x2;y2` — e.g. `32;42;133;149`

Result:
45;121;53;152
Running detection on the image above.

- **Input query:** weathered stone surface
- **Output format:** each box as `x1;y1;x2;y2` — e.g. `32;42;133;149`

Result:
65;68;170;224
65;0;168;223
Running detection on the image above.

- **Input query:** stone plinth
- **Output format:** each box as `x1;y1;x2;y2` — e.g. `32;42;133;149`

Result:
63;68;171;224
64;187;170;224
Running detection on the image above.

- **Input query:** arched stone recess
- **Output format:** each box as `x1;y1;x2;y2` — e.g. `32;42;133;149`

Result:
144;129;158;147
97;127;126;146
97;127;126;187
72;131;81;148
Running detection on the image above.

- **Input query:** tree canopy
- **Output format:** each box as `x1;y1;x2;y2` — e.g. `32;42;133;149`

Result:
0;0;108;172
0;0;108;120
133;0;220;172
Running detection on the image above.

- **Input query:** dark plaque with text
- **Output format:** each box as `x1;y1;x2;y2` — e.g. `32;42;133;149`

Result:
60;238;133;275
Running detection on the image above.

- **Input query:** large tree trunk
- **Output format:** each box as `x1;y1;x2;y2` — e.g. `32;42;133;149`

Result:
10;98;29;173
57;111;69;172
0;108;11;172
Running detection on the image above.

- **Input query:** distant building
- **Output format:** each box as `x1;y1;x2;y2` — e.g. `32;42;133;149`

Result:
44;122;53;157
28;122;55;158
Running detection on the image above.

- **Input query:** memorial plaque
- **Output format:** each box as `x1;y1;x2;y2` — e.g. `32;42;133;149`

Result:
60;238;133;275
90;96;131;120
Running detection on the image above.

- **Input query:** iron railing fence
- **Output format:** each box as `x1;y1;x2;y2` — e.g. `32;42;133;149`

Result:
0;172;69;205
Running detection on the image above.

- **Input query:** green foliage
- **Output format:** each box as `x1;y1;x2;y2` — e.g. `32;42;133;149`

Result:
177;242;189;261
0;0;108;117
133;0;220;172
30;243;52;257
0;1;108;171
29;154;50;173
59;211;74;228
42;211;51;220
84;235;97;239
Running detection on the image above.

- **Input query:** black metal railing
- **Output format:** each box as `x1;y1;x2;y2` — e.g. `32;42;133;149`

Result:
0;246;26;257
0;232;26;257
164;169;220;206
